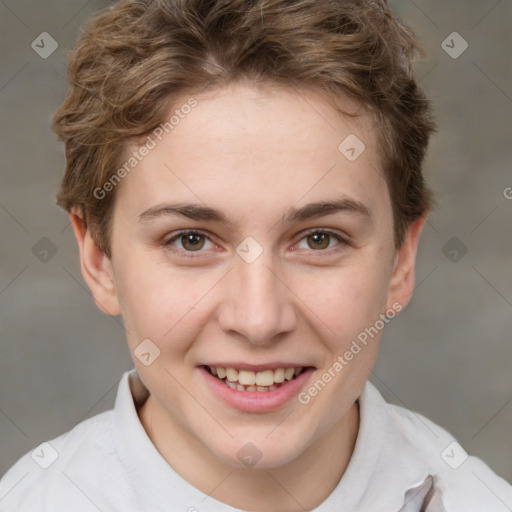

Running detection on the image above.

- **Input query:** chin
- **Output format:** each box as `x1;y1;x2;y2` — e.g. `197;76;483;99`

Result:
205;428;310;470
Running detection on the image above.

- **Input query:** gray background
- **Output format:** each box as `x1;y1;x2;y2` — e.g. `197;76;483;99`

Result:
0;0;511;487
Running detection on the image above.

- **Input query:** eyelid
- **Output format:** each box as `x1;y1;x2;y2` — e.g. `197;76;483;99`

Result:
164;229;217;256
292;228;350;252
164;227;351;258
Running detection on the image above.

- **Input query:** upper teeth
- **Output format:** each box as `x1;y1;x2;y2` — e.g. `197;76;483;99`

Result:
209;366;303;386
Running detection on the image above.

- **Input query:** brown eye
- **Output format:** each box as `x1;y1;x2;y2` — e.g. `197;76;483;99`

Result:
306;232;331;250
296;230;347;252
180;232;205;251
165;230;214;253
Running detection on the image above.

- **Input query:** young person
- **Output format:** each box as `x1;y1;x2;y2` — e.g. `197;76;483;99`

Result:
1;0;511;510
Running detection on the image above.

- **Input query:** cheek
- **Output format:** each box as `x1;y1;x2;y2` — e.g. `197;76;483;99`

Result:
296;262;388;339
116;257;213;350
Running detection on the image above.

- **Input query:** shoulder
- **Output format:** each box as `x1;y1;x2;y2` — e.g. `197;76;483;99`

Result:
378;388;512;511
0;410;122;512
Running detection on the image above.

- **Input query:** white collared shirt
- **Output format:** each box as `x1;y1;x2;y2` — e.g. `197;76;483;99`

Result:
1;368;511;511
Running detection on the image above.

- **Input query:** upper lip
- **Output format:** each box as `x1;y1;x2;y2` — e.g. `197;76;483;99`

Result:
201;362;315;372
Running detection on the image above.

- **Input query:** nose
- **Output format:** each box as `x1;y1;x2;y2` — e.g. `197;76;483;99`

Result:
217;252;297;346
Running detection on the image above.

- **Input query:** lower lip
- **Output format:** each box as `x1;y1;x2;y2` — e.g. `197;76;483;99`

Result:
199;366;315;413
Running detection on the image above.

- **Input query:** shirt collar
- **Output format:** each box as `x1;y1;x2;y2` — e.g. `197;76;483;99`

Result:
312;374;436;511
112;368;437;511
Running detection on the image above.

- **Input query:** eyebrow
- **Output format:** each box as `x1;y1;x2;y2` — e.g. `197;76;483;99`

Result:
138;196;372;226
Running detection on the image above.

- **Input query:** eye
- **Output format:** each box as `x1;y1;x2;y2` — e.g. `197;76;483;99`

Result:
163;228;350;259
165;230;216;255
295;229;348;252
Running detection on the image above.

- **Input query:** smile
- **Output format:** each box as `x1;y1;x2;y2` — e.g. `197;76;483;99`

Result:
199;364;315;412
204;365;306;392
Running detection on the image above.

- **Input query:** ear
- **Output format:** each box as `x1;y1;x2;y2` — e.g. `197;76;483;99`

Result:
385;215;426;312
70;210;122;316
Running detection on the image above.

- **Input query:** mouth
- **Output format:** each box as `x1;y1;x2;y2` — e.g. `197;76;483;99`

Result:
200;364;310;392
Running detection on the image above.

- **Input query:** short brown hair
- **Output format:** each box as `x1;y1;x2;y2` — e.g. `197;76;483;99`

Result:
52;0;437;258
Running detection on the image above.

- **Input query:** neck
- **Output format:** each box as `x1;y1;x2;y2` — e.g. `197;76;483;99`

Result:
138;397;359;511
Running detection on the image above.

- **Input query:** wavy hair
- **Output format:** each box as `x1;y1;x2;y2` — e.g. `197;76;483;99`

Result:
52;0;437;257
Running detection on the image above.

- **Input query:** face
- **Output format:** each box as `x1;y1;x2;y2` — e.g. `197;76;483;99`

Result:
75;81;423;471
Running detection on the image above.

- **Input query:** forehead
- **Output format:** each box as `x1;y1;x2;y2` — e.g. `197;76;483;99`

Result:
160;82;376;160
115;82;390;225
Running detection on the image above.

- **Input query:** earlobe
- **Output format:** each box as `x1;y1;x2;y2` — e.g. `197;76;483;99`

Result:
386;216;426;312
70;210;122;316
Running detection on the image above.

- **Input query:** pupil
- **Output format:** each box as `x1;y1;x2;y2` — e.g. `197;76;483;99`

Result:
183;233;204;251
309;233;329;250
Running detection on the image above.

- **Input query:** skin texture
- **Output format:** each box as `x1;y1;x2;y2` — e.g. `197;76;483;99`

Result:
70;81;425;511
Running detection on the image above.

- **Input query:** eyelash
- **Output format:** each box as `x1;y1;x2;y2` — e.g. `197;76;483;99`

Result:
163;228;350;259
